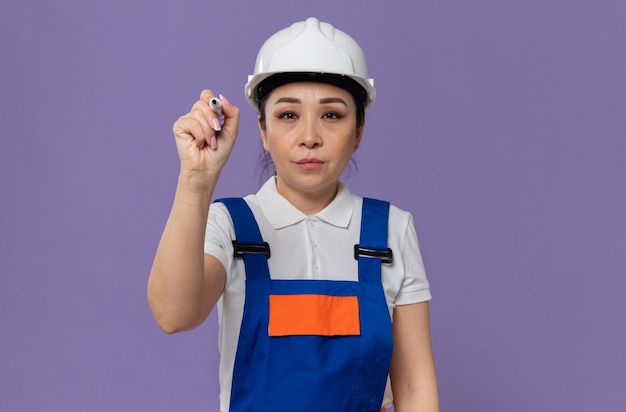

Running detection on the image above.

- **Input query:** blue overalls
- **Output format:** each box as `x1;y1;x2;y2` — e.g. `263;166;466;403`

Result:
217;197;394;412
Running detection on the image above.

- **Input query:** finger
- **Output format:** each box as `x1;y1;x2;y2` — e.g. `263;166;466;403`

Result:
192;99;224;140
188;101;220;149
174;115;212;149
199;89;216;103
193;94;222;132
173;117;205;148
217;94;240;135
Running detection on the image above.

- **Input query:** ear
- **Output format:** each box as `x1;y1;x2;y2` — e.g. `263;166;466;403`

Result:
258;115;270;151
352;121;364;153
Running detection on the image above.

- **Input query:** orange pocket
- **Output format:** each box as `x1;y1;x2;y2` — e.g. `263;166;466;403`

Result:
269;294;360;337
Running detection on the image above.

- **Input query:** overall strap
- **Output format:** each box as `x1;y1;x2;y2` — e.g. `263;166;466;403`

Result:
215;198;270;280
355;198;392;283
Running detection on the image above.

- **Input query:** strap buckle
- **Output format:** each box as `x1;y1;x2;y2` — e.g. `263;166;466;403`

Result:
353;245;393;264
232;241;271;258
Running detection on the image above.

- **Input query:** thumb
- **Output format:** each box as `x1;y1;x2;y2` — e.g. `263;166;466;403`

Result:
219;94;240;132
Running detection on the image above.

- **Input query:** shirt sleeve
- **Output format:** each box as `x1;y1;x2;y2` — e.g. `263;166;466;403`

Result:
394;213;432;306
204;202;235;271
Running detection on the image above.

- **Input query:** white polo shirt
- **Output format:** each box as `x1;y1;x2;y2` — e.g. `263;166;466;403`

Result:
204;177;431;411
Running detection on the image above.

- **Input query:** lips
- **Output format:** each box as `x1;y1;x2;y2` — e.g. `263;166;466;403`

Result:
296;158;325;170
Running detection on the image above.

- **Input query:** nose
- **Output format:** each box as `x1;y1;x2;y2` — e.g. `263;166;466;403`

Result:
300;116;322;148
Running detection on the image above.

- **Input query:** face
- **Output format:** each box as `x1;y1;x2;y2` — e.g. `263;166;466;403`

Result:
259;82;363;206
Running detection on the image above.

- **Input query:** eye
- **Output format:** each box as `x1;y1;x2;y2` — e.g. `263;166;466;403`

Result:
322;112;343;120
278;112;297;120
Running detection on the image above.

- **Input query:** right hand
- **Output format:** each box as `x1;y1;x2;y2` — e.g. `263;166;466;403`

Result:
172;90;240;178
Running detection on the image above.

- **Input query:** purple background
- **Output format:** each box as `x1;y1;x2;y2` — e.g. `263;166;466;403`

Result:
2;1;625;411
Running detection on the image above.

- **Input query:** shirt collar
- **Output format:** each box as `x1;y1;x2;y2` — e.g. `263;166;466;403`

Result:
257;177;355;229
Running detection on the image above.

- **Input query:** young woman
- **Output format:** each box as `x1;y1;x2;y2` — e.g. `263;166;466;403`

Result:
148;17;439;412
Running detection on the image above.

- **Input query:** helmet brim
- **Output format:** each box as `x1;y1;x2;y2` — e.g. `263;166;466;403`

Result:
245;71;376;112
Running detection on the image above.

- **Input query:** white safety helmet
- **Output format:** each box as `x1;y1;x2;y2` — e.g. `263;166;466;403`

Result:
244;17;376;111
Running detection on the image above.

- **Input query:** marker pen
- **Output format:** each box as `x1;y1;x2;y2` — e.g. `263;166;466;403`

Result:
209;97;224;126
209;97;223;149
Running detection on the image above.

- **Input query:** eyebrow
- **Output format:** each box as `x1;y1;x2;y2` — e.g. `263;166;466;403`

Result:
320;97;348;106
274;97;348;106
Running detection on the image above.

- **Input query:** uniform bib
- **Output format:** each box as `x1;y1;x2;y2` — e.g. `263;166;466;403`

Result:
217;197;393;412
